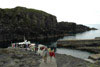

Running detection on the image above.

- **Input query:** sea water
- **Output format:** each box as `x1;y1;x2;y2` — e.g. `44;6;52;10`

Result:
55;24;100;59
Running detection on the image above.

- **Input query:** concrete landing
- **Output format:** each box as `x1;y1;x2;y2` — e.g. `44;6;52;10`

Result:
39;56;57;67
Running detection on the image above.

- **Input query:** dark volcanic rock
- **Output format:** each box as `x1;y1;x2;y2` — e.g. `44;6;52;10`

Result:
91;27;98;30
0;48;41;67
55;53;100;67
57;22;77;34
0;6;58;47
57;22;95;34
76;24;91;33
0;6;58;40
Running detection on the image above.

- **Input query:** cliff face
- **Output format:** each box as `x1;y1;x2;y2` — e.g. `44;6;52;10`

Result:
0;7;57;42
57;22;91;34
57;22;77;34
76;24;91;33
0;7;94;47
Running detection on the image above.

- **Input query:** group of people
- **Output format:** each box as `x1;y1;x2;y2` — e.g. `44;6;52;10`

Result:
12;43;30;48
12;43;55;63
30;44;55;63
42;47;55;63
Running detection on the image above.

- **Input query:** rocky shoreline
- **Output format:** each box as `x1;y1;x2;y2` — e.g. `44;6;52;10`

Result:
57;37;100;63
55;53;100;67
0;48;100;67
0;48;41;67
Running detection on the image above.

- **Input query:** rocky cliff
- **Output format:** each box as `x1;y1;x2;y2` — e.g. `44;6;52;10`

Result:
0;6;96;47
57;21;92;33
0;6;57;41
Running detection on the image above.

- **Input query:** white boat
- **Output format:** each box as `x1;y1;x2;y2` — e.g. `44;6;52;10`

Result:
17;40;31;45
12;40;31;48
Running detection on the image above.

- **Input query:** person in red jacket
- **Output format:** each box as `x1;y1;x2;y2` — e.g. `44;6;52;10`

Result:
48;48;55;62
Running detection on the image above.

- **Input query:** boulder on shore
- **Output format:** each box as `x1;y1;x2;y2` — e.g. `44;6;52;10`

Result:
55;53;100;67
88;54;100;60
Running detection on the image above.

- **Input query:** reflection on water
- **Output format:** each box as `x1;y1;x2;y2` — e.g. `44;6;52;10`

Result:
59;30;100;40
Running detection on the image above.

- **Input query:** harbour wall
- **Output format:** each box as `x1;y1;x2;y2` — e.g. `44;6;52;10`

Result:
57;37;100;53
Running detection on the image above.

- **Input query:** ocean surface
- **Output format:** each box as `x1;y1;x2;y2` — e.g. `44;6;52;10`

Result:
55;24;100;59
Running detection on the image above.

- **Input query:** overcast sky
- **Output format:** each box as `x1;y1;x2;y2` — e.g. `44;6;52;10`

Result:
0;0;100;24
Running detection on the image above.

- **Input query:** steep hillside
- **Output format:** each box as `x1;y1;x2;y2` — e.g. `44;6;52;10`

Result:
0;7;57;41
